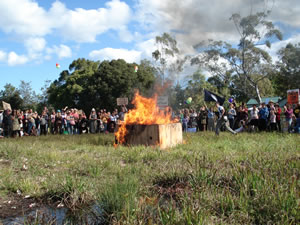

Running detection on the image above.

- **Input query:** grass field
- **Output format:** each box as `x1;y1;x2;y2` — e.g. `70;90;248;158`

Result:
0;132;299;224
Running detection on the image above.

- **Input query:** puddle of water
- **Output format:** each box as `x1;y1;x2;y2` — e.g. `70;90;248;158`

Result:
1;204;104;225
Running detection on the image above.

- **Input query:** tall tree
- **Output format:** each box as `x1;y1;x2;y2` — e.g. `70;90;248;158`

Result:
48;59;100;111
274;43;300;97
184;70;217;108
152;33;186;85
18;81;38;109
48;58;156;113
192;11;282;103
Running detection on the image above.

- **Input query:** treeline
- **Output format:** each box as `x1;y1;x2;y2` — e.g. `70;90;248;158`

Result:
1;12;299;113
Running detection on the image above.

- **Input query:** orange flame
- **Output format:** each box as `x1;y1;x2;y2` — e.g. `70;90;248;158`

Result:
115;92;177;144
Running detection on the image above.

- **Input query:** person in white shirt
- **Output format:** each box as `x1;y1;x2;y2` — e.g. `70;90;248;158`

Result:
248;104;259;131
269;109;277;131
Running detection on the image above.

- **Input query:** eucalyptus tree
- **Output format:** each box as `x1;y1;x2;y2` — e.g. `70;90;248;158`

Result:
192;11;282;103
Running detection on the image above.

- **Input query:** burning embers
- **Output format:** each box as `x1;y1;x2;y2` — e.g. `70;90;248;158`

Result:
115;93;182;149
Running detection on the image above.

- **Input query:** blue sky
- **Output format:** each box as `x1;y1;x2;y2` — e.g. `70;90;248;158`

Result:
0;0;299;93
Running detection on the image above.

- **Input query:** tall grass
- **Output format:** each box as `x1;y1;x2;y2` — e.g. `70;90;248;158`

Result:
0;132;299;224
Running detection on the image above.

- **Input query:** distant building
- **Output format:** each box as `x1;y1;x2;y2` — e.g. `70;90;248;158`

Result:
246;97;282;108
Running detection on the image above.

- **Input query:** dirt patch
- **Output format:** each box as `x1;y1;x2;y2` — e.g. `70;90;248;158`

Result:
0;194;40;219
153;175;192;200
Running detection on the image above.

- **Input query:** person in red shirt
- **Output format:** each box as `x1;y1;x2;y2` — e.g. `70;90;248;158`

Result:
274;104;282;132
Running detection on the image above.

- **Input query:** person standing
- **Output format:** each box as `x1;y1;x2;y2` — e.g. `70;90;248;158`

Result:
269;109;277;131
118;105;128;122
40;111;48;135
3;109;13;137
284;104;294;133
50;110;56;134
55;110;63;134
198;106;208;131
215;102;237;135
248;104;259;132
227;104;236;129
26;109;34;135
0;110;3;130
258;103;269;131
73;109;79;134
78;113;88;134
274;104;282;132
207;107;215;131
240;103;249;124
89;108;97;134
12;110;21;137
182;113;189;132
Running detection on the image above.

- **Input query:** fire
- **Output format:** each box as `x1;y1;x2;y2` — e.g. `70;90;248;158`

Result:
115;92;177;144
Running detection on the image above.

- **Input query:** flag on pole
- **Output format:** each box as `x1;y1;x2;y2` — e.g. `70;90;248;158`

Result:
134;65;138;72
56;63;60;69
204;89;225;105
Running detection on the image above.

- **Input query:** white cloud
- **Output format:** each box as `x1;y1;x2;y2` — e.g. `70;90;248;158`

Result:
25;37;46;53
260;34;300;63
46;45;72;59
7;52;29;66
89;48;141;63
136;38;156;59
135;0;300;54
0;0;52;36
270;1;300;28
0;0;132;43
24;37;47;60
0;51;7;62
118;26;134;42
50;0;132;42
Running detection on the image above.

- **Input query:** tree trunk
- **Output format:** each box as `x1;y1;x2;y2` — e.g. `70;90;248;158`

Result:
255;84;262;104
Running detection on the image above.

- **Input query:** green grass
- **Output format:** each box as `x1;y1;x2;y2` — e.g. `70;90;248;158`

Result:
0;132;299;224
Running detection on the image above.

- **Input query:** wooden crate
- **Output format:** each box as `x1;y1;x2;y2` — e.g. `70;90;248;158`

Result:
122;123;182;149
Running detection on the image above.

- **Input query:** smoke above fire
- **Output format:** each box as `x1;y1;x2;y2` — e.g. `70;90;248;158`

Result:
136;0;299;54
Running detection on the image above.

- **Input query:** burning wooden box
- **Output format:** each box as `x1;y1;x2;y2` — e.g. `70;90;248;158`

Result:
120;123;182;149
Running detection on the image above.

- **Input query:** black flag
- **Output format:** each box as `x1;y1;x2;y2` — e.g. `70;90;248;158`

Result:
204;89;225;105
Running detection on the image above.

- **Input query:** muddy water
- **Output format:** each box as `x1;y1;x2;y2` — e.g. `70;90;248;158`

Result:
1;204;104;225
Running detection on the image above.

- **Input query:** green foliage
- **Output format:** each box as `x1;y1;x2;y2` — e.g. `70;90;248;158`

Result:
273;43;300;97
184;71;217;108
192;12;282;103
0;133;299;224
47;58;155;113
18;81;39;110
0;83;24;110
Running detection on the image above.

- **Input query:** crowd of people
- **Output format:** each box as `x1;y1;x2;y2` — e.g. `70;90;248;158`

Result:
0;105;128;138
0;100;300;138
179;101;300;134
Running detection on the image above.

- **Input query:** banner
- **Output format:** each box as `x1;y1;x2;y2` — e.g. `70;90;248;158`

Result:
204;89;225;105
2;101;12;111
287;89;299;104
117;98;128;106
157;96;168;108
